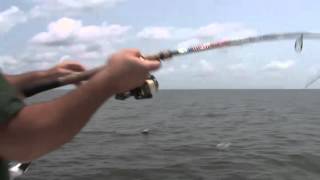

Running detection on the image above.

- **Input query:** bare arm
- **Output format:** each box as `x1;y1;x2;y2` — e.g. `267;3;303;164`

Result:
0;49;161;162
5;61;85;96
0;70;114;161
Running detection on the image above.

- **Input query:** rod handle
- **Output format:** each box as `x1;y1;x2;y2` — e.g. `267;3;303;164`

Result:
143;50;173;60
22;67;102;97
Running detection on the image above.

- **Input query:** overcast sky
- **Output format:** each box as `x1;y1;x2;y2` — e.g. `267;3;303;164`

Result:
1;0;320;89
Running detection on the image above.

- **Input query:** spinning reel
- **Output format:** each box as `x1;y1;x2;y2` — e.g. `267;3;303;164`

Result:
115;75;159;100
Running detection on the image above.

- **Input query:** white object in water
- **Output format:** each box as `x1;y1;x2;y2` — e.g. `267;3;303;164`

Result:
216;142;231;150
141;129;150;135
9;162;31;180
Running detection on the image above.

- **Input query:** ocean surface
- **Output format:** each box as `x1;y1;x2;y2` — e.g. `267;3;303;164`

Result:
18;90;320;180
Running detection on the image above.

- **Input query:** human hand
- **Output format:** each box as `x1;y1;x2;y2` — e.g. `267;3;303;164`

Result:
49;61;86;77
103;49;161;93
48;61;86;86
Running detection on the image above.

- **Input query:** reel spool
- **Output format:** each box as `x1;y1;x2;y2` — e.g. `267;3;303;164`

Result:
115;75;159;100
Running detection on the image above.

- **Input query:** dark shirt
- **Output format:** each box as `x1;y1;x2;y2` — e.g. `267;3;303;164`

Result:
0;74;25;180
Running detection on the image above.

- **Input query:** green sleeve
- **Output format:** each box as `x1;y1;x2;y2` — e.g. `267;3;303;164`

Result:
0;74;24;124
0;160;9;180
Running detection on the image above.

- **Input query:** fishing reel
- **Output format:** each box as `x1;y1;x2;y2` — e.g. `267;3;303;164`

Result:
115;74;159;100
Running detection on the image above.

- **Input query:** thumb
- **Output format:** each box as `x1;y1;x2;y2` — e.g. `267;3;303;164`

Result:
142;59;161;71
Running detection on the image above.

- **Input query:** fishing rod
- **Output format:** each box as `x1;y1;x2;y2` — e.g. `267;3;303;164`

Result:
13;32;320;180
22;32;320;99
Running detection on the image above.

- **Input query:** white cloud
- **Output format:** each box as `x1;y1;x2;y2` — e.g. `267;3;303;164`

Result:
264;60;295;71
31;17;130;46
25;17;130;70
0;55;18;66
0;6;27;34
0;55;28;74
156;59;215;78
137;27;173;40
77;24;129;42
59;55;72;62
33;52;58;61
30;0;125;18
137;23;257;41
196;23;240;38
31;18;82;45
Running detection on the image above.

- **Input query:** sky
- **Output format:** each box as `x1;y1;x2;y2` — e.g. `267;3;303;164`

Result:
1;0;320;89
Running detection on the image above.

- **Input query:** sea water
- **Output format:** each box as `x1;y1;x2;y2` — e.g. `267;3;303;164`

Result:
19;90;320;180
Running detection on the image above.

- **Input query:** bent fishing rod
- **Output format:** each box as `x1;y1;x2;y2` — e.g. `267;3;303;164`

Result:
12;32;320;180
22;32;320;99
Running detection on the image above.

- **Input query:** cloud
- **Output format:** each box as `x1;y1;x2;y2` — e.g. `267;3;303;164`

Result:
197;23;257;40
31;17;82;46
195;23;240;38
0;6;27;34
0;55;29;74
156;59;215;78
19;17;131;70
137;26;195;40
137;23;257;41
0;55;18;66
263;60;295;71
137;27;173;40
228;63;247;71
29;0;125;18
31;17;130;46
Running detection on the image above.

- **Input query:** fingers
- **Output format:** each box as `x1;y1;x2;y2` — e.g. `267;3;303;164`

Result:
141;59;161;71
65;63;86;72
119;49;161;71
58;60;86;72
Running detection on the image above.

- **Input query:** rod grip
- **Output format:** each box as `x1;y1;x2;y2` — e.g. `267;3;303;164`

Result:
143;50;173;60
23;79;62;97
22;67;102;97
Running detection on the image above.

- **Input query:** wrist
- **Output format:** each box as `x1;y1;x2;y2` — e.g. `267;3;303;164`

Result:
37;70;51;79
85;69;118;98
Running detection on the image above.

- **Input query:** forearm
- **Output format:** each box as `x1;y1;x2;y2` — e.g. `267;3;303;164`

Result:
0;70;116;161
0;49;160;162
5;70;56;92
